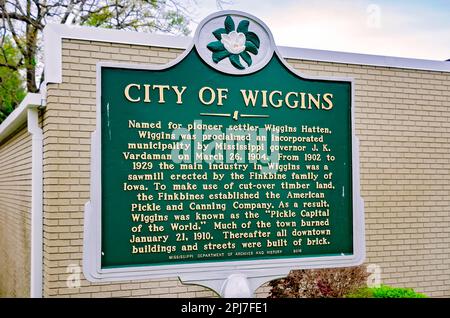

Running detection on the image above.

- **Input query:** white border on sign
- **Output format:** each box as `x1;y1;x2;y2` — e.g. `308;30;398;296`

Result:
83;10;365;294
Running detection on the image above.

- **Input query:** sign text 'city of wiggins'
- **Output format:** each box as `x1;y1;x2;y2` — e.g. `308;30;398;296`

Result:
123;83;335;110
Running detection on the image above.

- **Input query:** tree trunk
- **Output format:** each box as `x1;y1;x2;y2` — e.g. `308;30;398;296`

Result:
25;0;38;93
25;26;38;93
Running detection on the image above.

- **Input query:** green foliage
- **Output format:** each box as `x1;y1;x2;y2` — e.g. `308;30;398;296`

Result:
84;7;115;28
164;11;189;35
346;285;427;298
1;0;194;123
0;38;26;123
345;287;373;298
80;1;191;35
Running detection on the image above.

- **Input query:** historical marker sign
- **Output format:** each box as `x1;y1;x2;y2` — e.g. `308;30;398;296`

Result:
84;11;364;288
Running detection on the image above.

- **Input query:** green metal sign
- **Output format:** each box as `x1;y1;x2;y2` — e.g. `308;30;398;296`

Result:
83;11;364;287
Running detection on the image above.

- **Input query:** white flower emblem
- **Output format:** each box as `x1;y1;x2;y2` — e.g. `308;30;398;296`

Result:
207;15;261;70
221;31;246;55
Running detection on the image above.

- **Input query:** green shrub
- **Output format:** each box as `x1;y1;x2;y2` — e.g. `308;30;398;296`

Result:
345;287;373;298
346;285;427;298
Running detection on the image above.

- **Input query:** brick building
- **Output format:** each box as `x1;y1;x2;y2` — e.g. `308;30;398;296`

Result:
1;13;450;297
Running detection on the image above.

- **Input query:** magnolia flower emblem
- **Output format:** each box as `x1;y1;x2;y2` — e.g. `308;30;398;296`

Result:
207;16;261;70
221;31;246;54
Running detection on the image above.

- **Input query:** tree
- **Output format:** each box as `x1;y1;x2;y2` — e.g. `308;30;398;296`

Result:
1;1;195;93
1;1;235;123
0;36;25;122
0;0;203;123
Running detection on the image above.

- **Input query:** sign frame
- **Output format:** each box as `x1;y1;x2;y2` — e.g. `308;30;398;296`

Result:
83;10;365;294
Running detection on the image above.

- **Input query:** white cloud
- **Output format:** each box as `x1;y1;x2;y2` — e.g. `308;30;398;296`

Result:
189;0;450;60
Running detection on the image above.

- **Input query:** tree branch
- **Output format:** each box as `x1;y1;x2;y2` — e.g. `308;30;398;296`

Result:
0;0;44;30
0;11;37;26
0;8;26;56
58;0;75;24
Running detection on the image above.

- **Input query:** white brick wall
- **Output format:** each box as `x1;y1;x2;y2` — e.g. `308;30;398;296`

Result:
0;125;32;297
39;39;450;298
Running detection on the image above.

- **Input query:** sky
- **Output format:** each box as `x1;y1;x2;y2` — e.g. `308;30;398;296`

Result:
187;0;450;61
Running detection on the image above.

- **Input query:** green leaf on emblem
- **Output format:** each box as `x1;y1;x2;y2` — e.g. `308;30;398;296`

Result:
245;41;258;55
240;51;252;67
207;41;225;52
224;16;235;33
229;54;245;70
212;28;227;40
237;20;249;33
212;50;231;63
245;32;260;48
